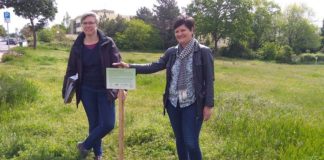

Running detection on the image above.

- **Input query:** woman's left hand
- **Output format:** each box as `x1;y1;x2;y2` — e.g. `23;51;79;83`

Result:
203;106;213;121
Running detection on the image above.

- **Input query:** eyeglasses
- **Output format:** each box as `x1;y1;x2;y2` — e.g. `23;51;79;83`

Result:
82;21;96;26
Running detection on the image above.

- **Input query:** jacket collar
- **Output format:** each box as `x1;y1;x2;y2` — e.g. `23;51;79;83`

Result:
74;30;111;47
174;39;200;53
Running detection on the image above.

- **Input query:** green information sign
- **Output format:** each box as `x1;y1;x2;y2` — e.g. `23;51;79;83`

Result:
106;68;136;90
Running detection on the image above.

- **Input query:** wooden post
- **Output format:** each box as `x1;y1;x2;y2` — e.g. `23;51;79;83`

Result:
118;89;125;160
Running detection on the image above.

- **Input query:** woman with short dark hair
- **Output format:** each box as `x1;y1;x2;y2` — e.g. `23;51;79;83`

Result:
114;15;214;160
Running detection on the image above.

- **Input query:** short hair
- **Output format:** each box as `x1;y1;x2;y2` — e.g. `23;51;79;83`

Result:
173;15;195;31
80;12;99;24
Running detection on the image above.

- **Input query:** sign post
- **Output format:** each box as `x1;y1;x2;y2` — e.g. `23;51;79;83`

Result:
106;68;136;160
4;11;10;51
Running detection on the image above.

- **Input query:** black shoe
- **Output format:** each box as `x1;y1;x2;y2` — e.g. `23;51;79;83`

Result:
77;142;89;158
94;155;102;160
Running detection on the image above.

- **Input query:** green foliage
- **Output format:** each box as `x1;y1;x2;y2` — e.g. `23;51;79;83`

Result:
61;12;71;31
275;45;293;63
13;47;27;55
153;0;180;49
282;4;321;53
221;41;258;59
213;93;323;159
38;28;54;43
188;0;253;51
1;54;16;62
0;73;38;107
0;25;6;36
321;19;324;37
98;15;127;38
0;48;323;159
297;53;324;64
51;24;68;41
249;0;281;50
6;0;58;48
116;19;162;50
135;7;155;25
258;42;280;60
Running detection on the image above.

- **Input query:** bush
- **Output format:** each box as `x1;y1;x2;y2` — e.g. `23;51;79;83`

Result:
221;42;258;59
0;73;38;107
315;53;324;62
291;54;301;64
1;54;15;62
275;45;293;63
37;39;73;51
299;54;316;64
12;47;27;55
258;42;280;60
38;29;54;43
291;53;324;64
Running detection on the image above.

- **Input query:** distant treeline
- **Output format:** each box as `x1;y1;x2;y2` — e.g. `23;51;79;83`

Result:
32;0;324;63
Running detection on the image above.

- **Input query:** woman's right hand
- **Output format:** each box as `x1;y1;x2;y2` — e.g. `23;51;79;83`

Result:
112;61;129;68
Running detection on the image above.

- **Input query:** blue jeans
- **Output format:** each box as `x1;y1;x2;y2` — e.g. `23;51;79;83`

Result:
80;86;115;156
166;100;203;160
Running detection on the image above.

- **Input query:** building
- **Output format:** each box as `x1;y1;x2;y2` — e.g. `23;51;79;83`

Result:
69;9;131;34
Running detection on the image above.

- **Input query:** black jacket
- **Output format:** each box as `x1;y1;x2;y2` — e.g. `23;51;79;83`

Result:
130;42;214;117
62;30;121;106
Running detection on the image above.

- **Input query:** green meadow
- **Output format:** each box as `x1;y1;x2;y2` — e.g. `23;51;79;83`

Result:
0;47;323;160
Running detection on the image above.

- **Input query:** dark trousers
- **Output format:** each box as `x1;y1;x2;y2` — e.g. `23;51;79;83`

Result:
80;86;115;156
166;101;203;160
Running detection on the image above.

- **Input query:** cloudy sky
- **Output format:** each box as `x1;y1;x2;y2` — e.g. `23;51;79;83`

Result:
0;0;323;33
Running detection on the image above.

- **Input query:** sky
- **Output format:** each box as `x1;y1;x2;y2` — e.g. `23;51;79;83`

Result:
0;0;323;34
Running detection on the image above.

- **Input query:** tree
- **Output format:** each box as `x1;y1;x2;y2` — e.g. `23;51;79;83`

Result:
321;19;324;49
187;0;253;52
153;0;180;49
135;7;155;25
20;24;33;39
0;25;6;37
321;19;324;37
6;0;57;49
61;12;71;33
282;4;321;53
249;0;281;50
98;15;127;38
116;19;162;50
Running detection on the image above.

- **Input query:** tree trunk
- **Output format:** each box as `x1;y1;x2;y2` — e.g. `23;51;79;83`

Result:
212;33;219;54
30;18;37;49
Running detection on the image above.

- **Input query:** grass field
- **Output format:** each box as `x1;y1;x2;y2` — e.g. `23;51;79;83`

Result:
0;47;323;160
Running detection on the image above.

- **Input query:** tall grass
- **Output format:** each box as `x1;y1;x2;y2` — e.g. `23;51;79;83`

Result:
0;48;323;159
0;73;38;108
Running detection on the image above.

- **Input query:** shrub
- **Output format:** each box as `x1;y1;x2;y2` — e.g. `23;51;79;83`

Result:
0;73;38;107
1;54;15;62
299;54;316;64
291;54;301;64
37;39;73;51
258;42;280;60
221;42;257;59
314;53;324;63
38;29;54;43
275;45;293;63
12;47;27;55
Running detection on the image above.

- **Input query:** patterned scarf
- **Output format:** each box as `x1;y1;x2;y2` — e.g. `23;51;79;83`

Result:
177;39;195;91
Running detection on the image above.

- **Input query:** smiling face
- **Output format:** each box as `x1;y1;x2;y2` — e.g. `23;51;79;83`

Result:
174;24;194;47
81;16;97;36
